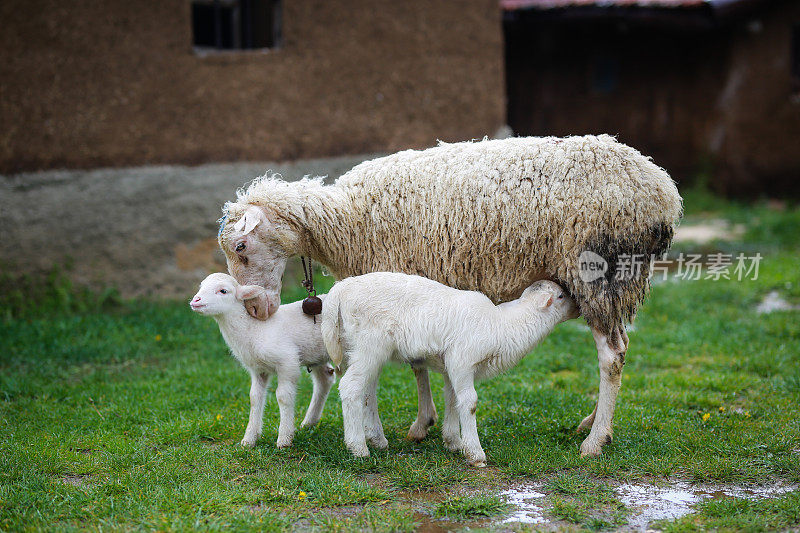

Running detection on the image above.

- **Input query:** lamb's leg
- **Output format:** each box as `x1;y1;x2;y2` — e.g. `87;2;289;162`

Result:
364;375;388;449
441;373;462;453
408;367;438;441
581;326;627;457
301;364;335;428
448;368;485;467
339;351;383;457
241;371;270;447
274;366;299;448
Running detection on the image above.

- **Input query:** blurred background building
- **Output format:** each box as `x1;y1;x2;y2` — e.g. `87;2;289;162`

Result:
504;0;800;195
2;0;799;194
0;0;504;173
1;0;799;297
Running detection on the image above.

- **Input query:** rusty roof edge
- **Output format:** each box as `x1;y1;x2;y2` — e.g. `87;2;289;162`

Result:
500;0;775;14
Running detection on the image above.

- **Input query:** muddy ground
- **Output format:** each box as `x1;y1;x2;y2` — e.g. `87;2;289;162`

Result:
0;155;377;299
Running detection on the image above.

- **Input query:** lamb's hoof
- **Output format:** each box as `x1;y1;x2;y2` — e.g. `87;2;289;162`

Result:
368;435;389;450
470;460;487;468
300;418;319;429
240;436;258;448
347;444;370;458
442;437;462;453
276;437;293;449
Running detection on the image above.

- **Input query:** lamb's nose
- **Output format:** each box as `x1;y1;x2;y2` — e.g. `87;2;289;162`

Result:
191;296;201;304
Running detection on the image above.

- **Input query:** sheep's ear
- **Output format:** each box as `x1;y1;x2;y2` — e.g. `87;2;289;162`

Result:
237;284;265;302
233;206;264;235
534;292;554;309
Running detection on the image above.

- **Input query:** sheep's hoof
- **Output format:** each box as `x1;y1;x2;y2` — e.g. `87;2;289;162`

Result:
407;423;429;442
579;437;603;457
240;437;258;448
470;461;487;468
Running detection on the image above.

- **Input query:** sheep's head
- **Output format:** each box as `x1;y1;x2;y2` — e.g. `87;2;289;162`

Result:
521;280;580;322
218;203;297;320
190;273;266;317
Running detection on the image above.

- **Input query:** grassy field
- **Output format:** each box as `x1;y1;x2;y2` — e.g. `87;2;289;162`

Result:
1;189;799;531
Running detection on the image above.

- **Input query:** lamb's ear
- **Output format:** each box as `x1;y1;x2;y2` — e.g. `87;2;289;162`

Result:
236;284;266;302
233;206;265;235
534;292;554;309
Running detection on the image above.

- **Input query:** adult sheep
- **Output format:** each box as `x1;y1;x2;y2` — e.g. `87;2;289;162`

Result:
218;134;683;456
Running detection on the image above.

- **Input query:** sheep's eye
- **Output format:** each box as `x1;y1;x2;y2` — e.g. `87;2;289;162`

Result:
558;293;564;299
235;242;246;252
219;289;228;294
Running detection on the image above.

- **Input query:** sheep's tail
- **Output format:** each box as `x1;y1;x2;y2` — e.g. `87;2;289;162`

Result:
321;290;345;369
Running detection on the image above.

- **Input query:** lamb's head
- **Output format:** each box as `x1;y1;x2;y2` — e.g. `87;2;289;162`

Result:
190;273;267;317
219;203;299;320
520;280;580;322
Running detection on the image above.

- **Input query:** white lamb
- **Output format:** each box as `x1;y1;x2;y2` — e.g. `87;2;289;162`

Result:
321;272;579;466
190;273;334;448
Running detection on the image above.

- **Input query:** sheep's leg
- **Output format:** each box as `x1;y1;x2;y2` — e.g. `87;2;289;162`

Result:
339;350;384;458
301;364;335;428
441;373;462;453
407;367;438;441
578;327;628;433
581;326;627;457
448;368;485;467
364;375;389;449
241;371;270;447
274;366;299;448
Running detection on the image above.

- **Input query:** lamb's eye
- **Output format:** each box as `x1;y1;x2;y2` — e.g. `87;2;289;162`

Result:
235;242;246;252
219;289;228;294
558;293;564;299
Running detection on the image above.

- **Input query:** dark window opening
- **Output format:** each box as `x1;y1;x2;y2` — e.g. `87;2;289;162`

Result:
792;26;800;95
191;0;281;51
592;56;619;94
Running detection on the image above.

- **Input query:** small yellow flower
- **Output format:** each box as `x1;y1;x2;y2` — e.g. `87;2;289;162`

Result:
719;406;725;412
745;411;751;418
155;334;162;341
216;414;223;421
298;491;307;501
702;413;711;422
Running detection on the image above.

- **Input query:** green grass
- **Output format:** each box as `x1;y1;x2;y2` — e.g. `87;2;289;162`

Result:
433;495;508;519
1;190;799;531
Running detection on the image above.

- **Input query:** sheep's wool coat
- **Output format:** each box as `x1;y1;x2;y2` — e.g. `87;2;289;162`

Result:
222;135;682;334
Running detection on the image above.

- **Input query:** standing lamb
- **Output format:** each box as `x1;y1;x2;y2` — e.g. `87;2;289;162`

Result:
218;135;683;456
190;273;335;448
321;273;579;466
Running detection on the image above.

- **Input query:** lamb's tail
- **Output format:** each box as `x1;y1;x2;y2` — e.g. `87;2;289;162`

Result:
320;290;345;369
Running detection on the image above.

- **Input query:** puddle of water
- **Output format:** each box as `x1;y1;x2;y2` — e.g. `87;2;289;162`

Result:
615;481;797;532
500;480;798;531
499;484;547;525
617;481;703;530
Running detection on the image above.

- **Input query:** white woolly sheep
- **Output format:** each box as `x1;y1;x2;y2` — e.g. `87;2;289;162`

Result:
190;273;335;448
321;273;579;466
218;135;683;456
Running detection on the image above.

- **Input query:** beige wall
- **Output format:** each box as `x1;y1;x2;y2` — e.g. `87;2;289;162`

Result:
0;0;506;172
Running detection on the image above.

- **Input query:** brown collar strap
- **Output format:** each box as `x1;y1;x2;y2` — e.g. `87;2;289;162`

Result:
300;256;323;322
